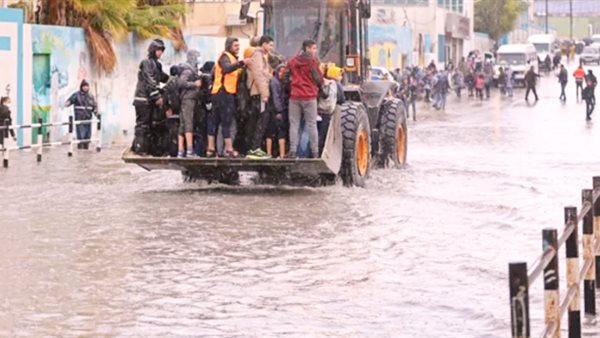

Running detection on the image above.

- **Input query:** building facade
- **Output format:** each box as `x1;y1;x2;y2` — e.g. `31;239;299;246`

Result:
371;0;474;69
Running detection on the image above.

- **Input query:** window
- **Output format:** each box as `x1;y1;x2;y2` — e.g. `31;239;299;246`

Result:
372;0;429;5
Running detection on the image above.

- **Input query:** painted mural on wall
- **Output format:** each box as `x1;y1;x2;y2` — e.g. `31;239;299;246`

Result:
29;24;243;143
368;24;412;71
369;7;413;70
31;25;89;142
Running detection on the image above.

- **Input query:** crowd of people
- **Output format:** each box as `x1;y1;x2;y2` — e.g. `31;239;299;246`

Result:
385;53;513;120
386;51;598;121
131;37;344;159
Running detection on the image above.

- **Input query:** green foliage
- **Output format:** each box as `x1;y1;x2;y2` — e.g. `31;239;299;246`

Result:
474;0;528;43
126;4;186;39
38;0;186;73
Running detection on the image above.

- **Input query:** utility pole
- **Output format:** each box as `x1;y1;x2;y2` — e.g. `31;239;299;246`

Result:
569;0;573;40
545;0;548;34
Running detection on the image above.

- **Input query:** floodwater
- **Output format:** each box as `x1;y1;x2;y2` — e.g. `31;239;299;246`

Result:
2;64;600;337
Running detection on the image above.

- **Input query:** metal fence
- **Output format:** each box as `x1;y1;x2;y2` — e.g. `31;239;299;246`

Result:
509;176;600;338
0;116;102;168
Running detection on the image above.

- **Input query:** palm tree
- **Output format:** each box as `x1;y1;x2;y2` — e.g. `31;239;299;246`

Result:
38;0;186;73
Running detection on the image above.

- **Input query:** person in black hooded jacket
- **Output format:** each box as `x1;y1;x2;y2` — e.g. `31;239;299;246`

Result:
0;96;16;146
65;79;97;149
132;39;169;155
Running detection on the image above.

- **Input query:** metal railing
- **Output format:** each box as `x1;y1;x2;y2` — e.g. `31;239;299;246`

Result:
509;176;600;338
0;116;102;168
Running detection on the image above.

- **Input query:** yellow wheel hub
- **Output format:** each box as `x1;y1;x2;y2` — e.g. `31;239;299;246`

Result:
396;125;406;163
356;129;369;176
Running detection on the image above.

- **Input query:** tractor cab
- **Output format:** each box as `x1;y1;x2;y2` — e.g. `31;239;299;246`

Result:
260;0;371;87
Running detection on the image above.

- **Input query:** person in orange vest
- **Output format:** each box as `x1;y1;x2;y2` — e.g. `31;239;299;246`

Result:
206;37;251;158
573;64;586;101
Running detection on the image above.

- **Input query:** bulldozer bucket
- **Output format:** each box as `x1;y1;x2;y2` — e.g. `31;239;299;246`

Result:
122;109;343;184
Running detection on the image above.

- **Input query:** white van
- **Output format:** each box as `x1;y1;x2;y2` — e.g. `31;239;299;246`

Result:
528;34;556;62
494;44;538;86
591;34;600;44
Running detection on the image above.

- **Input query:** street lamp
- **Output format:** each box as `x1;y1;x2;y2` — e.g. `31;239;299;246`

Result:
545;0;548;34
569;0;573;40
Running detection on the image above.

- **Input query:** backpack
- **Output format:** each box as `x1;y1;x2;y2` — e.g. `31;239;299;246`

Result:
164;78;181;114
317;81;337;115
236;67;251;120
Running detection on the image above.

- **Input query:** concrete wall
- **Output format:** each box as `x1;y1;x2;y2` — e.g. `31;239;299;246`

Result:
0;8;248;147
0;9;23;148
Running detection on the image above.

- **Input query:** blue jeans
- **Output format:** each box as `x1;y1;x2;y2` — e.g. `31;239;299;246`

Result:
317;114;331;156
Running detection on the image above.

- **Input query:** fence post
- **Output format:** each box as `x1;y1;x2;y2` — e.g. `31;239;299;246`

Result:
594;177;600;284
509;262;530;338
3;118;7;139
565;206;581;338
68;116;74;157
543;228;560;338
3;119;9;168
96;115;102;152
36;118;43;162
582;189;596;316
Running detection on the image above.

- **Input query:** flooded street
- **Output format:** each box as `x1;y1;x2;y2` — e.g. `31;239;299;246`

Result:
2;65;600;337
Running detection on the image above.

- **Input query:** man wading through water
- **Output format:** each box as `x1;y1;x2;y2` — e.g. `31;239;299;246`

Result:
524;66;540;102
65;79;98;149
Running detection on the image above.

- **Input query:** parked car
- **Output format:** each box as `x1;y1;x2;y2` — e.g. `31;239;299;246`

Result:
370;66;393;81
580;46;600;65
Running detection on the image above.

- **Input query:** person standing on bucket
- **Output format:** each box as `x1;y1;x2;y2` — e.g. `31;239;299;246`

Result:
132;39;169;155
246;35;274;160
65;79;98;150
286;39;324;159
207;37;251;158
176;50;203;158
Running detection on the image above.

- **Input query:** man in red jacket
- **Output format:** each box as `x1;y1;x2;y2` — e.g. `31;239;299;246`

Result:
286;39;324;159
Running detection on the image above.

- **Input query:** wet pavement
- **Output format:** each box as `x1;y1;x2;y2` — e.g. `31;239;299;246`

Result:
1;62;600;337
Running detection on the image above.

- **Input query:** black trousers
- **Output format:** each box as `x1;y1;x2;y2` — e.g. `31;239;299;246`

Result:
576;81;584;98
317;114;331;156
586;99;595;118
560;83;566;101
133;104;153;154
249;96;271;150
525;86;538;100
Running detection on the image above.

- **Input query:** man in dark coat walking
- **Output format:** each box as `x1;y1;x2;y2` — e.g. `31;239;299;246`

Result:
524;66;540;102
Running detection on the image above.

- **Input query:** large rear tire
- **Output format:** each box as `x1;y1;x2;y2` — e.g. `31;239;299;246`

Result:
340;102;371;187
380;98;408;168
